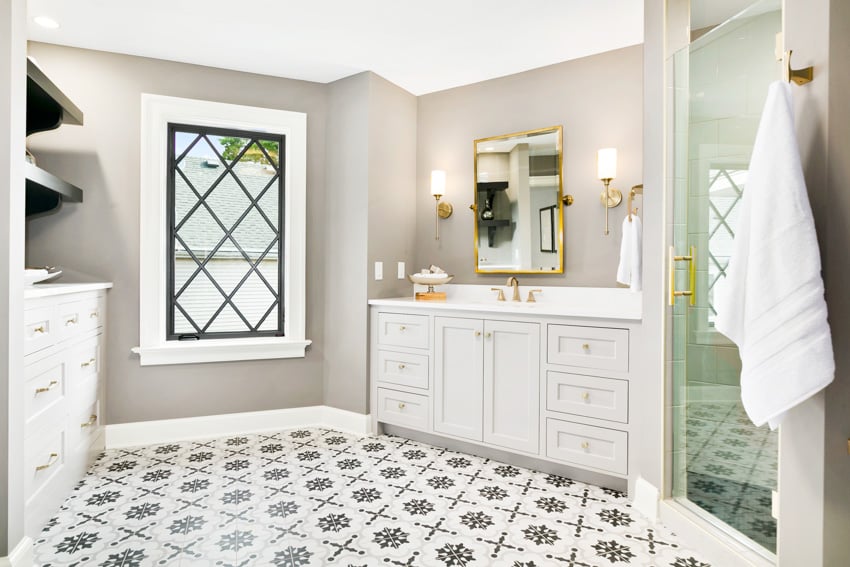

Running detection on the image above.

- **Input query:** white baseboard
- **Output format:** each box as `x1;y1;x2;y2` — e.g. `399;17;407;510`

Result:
0;537;33;567
632;476;660;522
105;405;372;449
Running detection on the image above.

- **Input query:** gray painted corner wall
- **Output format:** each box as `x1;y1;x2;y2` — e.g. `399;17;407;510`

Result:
414;45;643;286
25;43;328;424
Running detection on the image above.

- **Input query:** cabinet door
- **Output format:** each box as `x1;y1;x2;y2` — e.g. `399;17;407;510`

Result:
483;320;540;454
434;317;483;441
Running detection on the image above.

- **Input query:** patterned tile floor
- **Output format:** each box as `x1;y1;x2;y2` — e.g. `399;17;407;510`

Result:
34;428;713;566
685;401;777;551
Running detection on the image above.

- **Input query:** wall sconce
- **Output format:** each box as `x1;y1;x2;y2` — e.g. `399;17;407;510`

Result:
431;170;453;240
597;148;623;235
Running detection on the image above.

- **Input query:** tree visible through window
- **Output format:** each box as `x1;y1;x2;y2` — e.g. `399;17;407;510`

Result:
166;124;285;339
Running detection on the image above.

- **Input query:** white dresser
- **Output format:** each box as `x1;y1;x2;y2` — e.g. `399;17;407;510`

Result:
369;286;640;486
23;282;111;538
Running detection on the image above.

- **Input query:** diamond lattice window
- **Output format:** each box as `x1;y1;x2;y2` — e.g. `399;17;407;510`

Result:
167;124;285;339
707;165;746;325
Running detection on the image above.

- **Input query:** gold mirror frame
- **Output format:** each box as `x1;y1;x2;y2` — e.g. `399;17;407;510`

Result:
473;125;564;274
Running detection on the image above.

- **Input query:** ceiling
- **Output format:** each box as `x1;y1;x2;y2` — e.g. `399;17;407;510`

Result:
26;0;644;96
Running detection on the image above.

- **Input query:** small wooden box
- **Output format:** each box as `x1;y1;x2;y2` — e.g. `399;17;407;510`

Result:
415;291;446;301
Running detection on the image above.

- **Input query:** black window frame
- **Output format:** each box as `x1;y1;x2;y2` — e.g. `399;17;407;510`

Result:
165;122;286;341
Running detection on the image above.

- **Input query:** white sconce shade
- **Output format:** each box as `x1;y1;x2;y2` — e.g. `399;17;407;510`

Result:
597;148;617;180
431;169;446;197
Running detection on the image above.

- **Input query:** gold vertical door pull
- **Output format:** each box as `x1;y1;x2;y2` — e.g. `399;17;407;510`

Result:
669;246;696;306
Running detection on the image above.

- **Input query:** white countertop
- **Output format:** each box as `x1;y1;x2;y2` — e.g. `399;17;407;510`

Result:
369;285;642;321
24;281;113;299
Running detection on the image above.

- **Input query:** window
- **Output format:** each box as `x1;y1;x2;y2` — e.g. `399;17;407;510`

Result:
138;95;309;365
167;124;284;340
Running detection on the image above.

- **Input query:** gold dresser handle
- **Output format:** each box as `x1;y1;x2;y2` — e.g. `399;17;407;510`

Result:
581;441;590;450
485;332;492;338
581;391;590;401
81;414;98;428
65;317;78;326
474;331;482;337
398;325;406;332
90;311;99;319
35;380;59;395
398;363;406;370
81;357;96;368
32;325;45;334
581;343;590;351
36;452;59;471
398;402;406;410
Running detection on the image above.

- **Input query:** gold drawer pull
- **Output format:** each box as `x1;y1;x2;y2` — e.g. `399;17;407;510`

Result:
90;311;99;319
35;380;59;394
65;317;78;326
581;343;590;351
398;363;406;370
81;414;98;428
399;325;406;332
35;452;59;471
32;325;45;334
398;402;406;410
581;441;590;450
81;357;96;368
581;392;590;401
669;245;697;306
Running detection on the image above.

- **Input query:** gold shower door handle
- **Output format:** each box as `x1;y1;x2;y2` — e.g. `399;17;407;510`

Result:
669;246;696;306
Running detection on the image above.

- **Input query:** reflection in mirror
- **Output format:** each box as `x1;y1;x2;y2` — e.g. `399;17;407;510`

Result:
474;126;563;273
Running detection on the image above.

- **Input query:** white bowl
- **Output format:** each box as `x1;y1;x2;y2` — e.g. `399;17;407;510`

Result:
408;273;454;286
24;267;62;286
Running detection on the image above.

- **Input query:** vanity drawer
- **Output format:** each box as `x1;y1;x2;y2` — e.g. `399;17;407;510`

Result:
547;371;628;423
70;337;100;386
24;354;68;430
547;325;628;372
24;306;54;356
25;425;66;504
79;295;105;333
69;399;100;454
377;313;429;349
377;388;430;431
377;350;429;390
55;300;86;342
546;418;627;475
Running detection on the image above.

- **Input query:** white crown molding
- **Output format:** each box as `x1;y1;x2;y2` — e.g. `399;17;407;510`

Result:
104;406;371;449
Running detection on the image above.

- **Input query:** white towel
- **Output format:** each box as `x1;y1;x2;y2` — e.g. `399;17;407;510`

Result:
616;215;642;291
714;81;834;429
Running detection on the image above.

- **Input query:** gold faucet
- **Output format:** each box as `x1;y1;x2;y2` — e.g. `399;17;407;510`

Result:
506;276;520;301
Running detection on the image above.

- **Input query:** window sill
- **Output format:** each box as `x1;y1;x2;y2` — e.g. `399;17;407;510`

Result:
132;337;312;366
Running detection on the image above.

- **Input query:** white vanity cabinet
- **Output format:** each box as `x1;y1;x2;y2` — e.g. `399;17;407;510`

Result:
23;283;111;539
370;287;640;486
433;317;540;454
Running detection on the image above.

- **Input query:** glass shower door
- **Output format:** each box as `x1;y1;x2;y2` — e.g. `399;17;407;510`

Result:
669;0;781;556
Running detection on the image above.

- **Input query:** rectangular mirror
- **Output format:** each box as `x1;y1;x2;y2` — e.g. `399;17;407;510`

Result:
474;125;564;273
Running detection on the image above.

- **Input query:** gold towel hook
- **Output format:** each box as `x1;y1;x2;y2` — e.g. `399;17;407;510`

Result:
627;184;643;222
784;50;813;85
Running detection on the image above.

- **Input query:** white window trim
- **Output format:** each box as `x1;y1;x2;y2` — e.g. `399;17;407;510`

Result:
137;94;310;366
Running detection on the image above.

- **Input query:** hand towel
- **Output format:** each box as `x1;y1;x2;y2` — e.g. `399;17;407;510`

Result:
714;81;834;429
616;215;642;291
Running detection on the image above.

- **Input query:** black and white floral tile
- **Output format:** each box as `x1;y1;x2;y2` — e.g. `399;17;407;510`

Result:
684;401;777;551
35;428;712;567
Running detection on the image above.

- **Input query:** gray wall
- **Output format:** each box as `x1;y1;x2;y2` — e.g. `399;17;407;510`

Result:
26;43;328;424
1;0;26;554
415;45;643;286
823;1;850;562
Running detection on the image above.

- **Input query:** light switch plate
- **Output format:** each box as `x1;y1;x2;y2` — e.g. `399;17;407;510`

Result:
397;262;405;279
374;261;383;280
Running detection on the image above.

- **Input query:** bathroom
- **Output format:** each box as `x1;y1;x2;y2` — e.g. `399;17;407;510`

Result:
2;0;848;565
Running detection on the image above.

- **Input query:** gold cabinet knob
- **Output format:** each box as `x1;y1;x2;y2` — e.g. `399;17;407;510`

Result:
485;332;492;338
81;357;96;368
35;380;59;394
398;402;406;410
581;392;590;401
399;325;406;332
65;317;78;326
90;311;99;319
35;452;59;471
81;414;98;428
581;441;590;450
581;343;590;351
474;331;482;337
398;363;406;370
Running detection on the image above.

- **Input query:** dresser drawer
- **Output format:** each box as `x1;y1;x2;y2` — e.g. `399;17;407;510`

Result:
546;418;628;475
377;313;429;349
24;306;54;356
55;300;86;342
78;295;105;333
377;350;429;390
25;354;68;430
377;388;430;431
25;426;66;504
69;399;100;454
547;371;628;423
547;325;628;372
70;337;100;386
